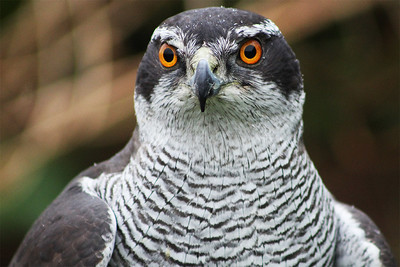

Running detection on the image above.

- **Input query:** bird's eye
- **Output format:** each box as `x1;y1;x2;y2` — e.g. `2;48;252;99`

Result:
239;39;262;65
159;43;178;68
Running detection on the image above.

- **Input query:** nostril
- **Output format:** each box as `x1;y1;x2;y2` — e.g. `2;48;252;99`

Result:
211;65;219;73
188;65;195;75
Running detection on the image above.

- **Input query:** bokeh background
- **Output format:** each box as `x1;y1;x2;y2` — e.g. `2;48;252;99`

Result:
1;0;398;265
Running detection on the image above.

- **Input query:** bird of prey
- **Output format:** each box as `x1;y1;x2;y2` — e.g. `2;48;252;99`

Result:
11;7;396;266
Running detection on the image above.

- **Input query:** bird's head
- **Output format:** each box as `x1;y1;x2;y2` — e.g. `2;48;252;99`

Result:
134;7;305;145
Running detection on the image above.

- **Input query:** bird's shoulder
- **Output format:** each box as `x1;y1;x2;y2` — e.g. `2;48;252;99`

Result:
9;179;117;266
334;202;397;267
9;129;141;266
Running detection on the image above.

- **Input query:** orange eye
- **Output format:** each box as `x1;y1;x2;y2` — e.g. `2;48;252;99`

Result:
240;39;262;65
159;43;177;68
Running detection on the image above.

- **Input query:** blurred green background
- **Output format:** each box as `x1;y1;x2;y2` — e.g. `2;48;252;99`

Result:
1;0;399;265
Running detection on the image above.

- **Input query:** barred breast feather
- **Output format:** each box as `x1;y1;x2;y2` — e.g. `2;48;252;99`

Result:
92;125;337;266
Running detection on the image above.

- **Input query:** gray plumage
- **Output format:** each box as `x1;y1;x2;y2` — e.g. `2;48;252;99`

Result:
10;7;396;267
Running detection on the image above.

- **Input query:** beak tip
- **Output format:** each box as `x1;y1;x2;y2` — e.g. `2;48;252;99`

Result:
199;99;206;112
191;59;221;113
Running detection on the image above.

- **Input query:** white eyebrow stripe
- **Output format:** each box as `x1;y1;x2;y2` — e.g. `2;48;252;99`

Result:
151;26;199;57
234;19;281;37
151;26;187;51
152;26;183;41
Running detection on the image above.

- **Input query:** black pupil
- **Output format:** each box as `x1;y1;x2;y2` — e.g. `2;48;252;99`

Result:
163;48;175;62
244;45;256;59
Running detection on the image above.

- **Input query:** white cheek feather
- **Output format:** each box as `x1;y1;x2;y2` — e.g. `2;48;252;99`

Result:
235;19;282;37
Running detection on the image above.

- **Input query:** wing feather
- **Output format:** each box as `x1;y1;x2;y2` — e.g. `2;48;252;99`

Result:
10;128;141;266
10;182;116;266
334;202;397;267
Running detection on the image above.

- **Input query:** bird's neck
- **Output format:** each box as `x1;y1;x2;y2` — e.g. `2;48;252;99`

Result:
137;114;304;166
133;117;314;187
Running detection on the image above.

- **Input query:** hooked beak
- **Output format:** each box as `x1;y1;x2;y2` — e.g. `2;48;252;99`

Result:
190;59;221;112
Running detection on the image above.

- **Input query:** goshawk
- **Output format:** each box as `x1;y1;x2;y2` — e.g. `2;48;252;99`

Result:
11;7;396;266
